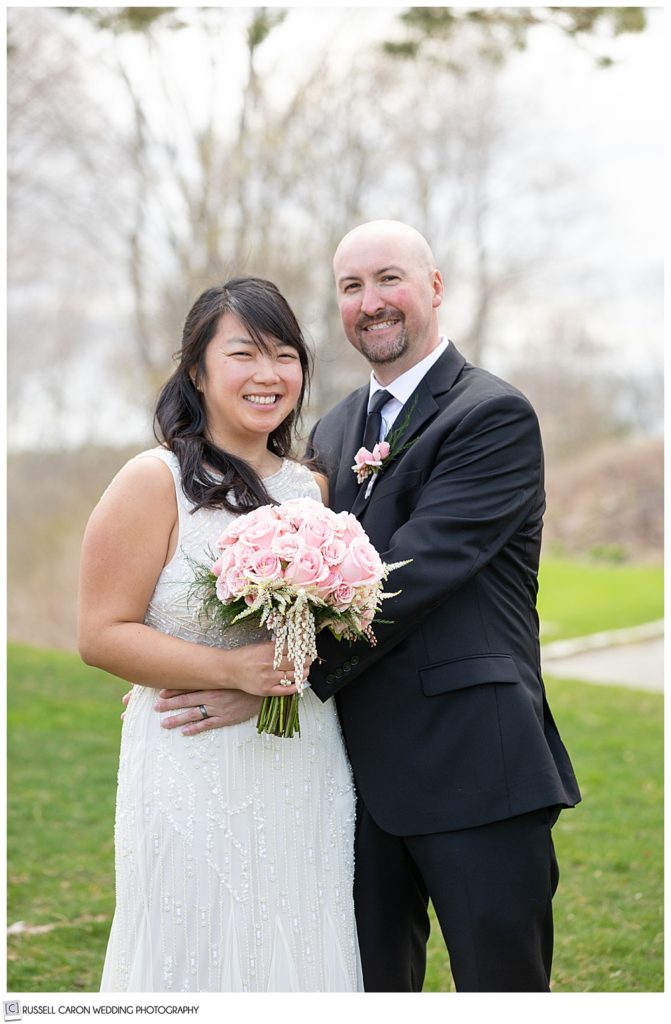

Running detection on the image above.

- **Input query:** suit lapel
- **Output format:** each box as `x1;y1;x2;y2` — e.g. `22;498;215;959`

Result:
391;342;466;446
350;343;467;518
333;386;369;512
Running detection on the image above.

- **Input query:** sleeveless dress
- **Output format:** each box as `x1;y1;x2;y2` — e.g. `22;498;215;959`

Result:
100;448;363;992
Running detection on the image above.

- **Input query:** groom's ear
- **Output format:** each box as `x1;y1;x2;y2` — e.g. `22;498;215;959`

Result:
431;270;444;309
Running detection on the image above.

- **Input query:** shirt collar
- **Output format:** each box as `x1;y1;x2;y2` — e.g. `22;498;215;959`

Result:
368;337;450;405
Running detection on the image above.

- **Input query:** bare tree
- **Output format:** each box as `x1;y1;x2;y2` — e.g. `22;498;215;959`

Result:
7;5;657;449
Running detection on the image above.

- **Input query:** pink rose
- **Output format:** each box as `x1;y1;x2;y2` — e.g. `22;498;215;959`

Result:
244;505;280;526
233;545;254;569
216;562;248;602
332;581;356;610
351;441;390;473
339;537;384;586
284;546;330;590
320;537;347;566
276;497;333;532
272;532;304;562
334;511;366;547
315;565;343;598
222;565;248;599
245;550;283;584
237;518;282;551
216;520;244;548
215;573;232;602
217;505;280;549
297;515;336;550
212;548;236;577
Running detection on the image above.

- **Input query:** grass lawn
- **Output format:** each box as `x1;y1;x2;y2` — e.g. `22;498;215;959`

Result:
6;645;124;991
6;556;664;991
423;674;663;992
537;558;663;642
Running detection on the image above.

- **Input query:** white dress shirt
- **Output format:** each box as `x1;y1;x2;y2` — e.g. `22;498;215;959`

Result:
367;337;450;441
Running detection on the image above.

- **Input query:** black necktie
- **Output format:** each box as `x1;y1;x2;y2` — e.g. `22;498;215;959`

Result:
362;390;391;451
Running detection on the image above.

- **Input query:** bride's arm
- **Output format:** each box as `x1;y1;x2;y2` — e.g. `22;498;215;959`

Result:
77;456;299;696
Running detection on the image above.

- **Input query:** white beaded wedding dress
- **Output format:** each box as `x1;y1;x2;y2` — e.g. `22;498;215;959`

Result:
100;448;363;992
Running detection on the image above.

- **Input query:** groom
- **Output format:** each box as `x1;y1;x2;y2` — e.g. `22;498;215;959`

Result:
158;220;580;991
304;220;580;991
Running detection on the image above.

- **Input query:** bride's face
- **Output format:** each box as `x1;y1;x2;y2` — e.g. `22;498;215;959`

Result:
196;310;303;447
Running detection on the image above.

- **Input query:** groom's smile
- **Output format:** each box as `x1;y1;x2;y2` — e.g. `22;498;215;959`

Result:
357;311;409;365
360;316;401;333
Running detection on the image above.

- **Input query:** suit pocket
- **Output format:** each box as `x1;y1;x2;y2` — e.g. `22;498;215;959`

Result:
419;654;521;697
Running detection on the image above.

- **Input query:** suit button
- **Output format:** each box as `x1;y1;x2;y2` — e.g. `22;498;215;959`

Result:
343;662;351;673
326;674;336;685
335;668;344;679
351;656;360;666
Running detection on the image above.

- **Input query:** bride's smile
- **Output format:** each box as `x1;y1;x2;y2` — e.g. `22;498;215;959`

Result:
195;310;304;456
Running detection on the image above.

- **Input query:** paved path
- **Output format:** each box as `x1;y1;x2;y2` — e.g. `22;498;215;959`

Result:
541;621;664;692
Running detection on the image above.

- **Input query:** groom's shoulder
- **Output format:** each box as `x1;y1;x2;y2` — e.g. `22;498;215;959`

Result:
455;358;537;414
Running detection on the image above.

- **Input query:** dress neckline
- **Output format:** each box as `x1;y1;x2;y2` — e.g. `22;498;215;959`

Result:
162;446;288;484
261;458;288;482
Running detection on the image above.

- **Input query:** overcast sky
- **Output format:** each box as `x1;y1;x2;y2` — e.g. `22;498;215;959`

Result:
5;3;666;449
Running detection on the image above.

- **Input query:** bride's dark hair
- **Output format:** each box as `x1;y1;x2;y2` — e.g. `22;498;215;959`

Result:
154;277;312;513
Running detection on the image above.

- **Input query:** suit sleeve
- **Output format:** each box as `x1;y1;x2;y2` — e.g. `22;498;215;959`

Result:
309;391;544;700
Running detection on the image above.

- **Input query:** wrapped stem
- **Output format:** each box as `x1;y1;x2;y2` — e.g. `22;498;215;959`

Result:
256;594;316;738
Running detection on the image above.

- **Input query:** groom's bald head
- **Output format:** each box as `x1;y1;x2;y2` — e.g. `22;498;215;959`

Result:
333;220;436;277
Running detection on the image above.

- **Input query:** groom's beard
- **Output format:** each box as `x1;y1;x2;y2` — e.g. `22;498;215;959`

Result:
357;315;409;365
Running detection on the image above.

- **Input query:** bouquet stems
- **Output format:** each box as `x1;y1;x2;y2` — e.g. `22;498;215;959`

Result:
257;694;301;738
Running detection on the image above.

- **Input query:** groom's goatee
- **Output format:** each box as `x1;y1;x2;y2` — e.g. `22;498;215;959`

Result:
358;323;409;364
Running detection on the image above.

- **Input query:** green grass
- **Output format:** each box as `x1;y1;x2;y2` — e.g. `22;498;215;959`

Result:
7;645;124;991
6;557;664;991
538;558;663;642
423;675;664;992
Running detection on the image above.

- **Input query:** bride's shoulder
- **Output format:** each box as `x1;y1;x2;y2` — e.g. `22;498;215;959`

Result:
131;445;177;470
102;447;176;503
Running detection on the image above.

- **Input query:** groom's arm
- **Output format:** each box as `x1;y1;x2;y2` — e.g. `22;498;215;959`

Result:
309;390;544;699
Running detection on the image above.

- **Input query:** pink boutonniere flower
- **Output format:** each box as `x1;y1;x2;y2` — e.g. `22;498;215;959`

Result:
351;441;391;484
351;396;420;489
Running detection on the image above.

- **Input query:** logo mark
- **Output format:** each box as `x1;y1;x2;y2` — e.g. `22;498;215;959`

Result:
3;1002;21;1022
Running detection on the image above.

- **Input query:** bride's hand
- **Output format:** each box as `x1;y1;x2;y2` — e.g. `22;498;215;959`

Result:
154;639;313;734
120;687;133;721
222;642;313;697
155;689;263;734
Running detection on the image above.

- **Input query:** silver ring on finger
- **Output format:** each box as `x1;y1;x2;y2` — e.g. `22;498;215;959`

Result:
198;704;209;720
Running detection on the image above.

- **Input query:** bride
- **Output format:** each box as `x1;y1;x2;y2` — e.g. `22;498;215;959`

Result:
78;277;363;992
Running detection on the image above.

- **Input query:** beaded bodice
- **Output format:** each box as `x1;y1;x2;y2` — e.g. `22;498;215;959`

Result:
134;448;322;649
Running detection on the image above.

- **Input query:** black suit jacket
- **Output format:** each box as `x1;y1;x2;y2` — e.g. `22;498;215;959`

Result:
308;343;580;836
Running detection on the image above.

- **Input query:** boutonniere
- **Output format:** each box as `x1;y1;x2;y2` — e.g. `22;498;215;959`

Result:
351;397;419;494
352;440;391;485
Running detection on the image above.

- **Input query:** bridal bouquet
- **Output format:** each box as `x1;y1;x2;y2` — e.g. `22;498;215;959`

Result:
195;498;408;738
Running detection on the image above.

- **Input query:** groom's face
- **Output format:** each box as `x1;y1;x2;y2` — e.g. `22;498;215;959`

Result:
333;229;443;378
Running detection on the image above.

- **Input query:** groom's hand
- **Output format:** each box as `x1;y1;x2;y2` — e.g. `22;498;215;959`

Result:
153;689;262;734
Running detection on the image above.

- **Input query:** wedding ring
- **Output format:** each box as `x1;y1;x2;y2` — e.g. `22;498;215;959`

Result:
198;705;209;719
